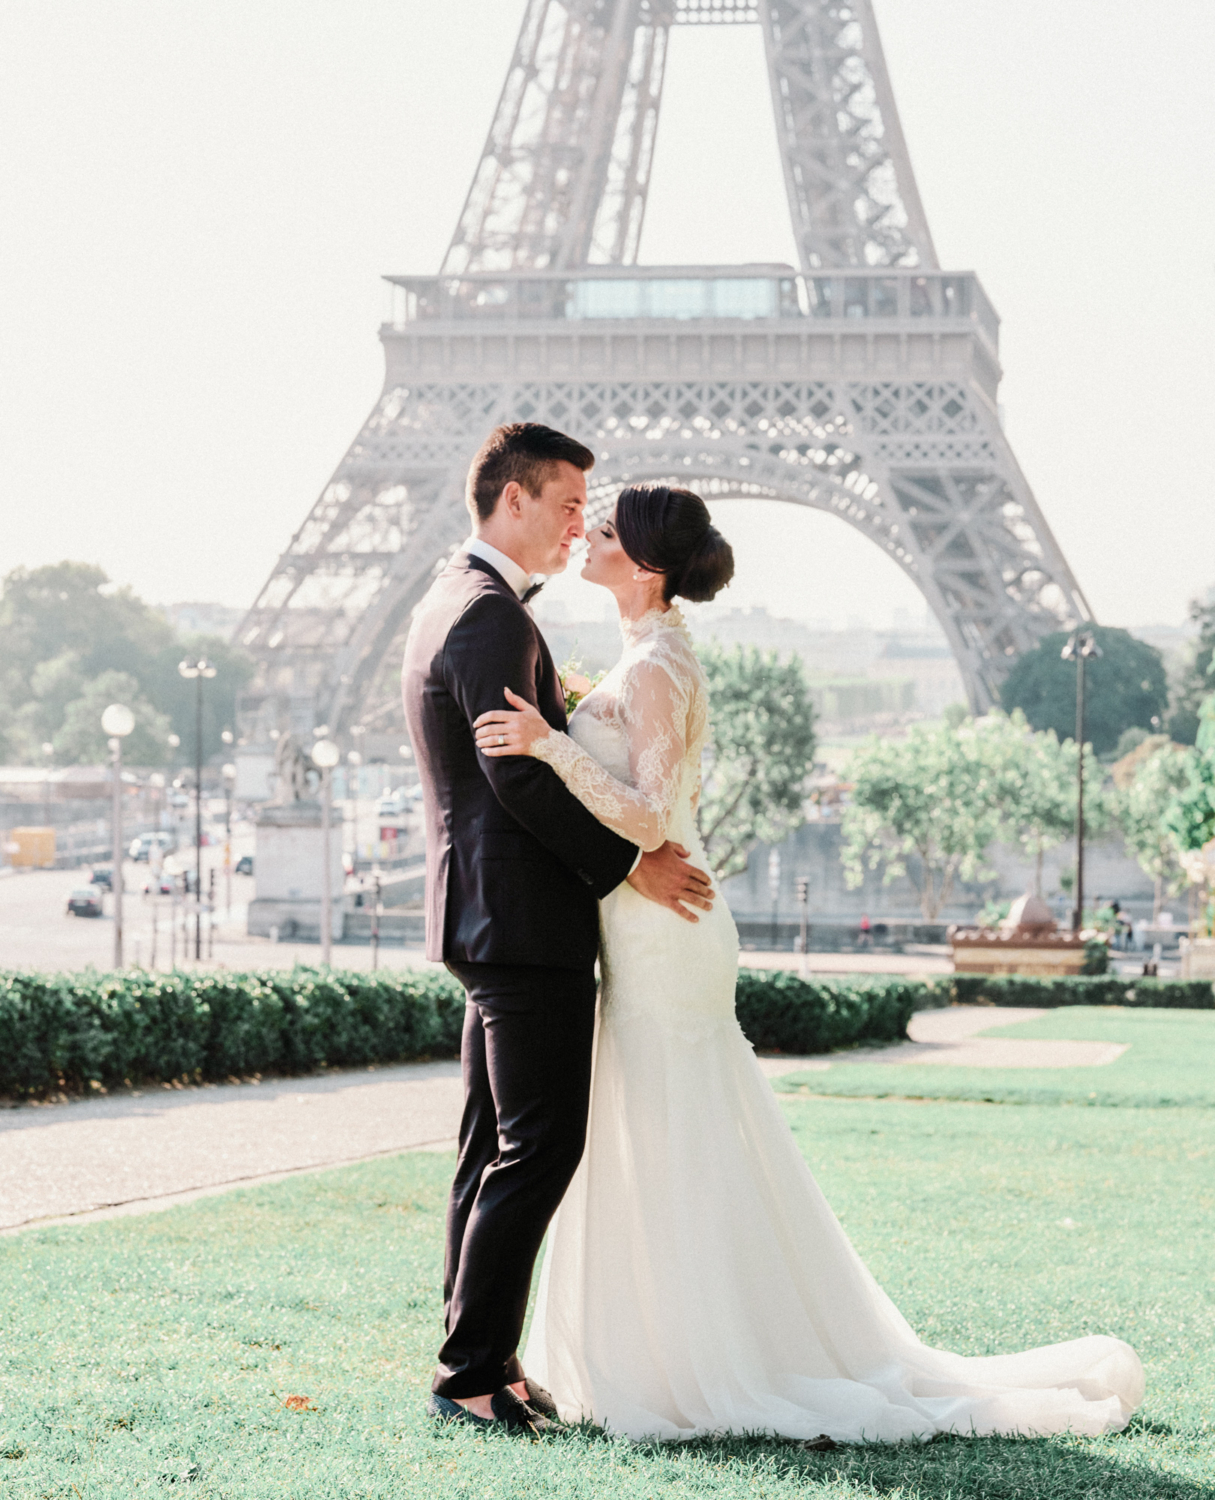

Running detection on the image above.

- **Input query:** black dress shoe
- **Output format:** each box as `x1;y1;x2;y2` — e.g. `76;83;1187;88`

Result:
522;1378;561;1422
427;1391;494;1427
490;1387;549;1437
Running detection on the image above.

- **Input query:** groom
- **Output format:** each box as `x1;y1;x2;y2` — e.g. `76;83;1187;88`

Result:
401;422;714;1432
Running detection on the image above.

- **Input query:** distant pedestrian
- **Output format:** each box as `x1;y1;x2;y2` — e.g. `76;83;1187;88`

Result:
858;913;871;950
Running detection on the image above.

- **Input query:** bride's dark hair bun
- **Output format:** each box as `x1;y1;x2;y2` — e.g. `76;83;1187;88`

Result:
614;484;735;604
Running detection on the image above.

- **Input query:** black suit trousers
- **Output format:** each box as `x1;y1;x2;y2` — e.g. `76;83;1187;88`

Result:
434;961;598;1399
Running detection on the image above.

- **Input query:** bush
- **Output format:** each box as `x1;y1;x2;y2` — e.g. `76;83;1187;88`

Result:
734;970;924;1053
0;966;927;1098
1;967;1211;1099
1083;938;1110;975
0;968;466;1098
948;974;1215;1009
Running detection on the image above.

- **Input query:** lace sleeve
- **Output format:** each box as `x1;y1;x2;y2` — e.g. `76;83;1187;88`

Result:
532;658;688;852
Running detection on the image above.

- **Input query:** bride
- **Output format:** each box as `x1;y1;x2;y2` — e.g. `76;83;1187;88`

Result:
472;483;1144;1443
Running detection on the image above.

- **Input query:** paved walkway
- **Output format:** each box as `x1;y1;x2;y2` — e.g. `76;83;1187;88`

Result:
0;1062;462;1234
756;1006;1128;1077
1;1008;1127;1235
742;947;953;977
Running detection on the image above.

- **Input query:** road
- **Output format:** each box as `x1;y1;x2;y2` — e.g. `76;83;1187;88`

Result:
0;841;1163;980
0;845;438;976
2;850;953;978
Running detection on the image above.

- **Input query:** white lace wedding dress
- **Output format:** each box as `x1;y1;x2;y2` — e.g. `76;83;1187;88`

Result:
525;604;1143;1442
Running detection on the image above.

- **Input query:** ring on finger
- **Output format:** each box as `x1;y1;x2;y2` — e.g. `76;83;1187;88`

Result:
498;734;506;746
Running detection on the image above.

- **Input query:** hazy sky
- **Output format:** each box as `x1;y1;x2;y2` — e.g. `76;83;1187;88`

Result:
2;1;1212;630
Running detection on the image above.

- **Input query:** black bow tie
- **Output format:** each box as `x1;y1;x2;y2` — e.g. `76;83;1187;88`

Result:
522;581;545;604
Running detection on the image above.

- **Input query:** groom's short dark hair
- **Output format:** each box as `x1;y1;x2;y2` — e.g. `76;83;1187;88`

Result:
466;423;595;522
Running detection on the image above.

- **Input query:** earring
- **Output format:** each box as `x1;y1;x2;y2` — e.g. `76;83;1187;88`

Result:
633;570;645;581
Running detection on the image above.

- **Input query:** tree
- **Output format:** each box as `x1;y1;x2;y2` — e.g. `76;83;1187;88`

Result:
53;671;174;766
1117;739;1195;918
992;713;1108;895
0;562;253;765
697;643;817;878
142;633;255;763
1166;592;1215;745
842;716;1009;920
1000;625;1168;756
1165;695;1215;862
842;712;1107;919
0;562;171;690
10;650;90;758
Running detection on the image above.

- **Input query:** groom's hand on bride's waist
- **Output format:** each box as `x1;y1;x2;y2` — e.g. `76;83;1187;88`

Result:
627;842;714;922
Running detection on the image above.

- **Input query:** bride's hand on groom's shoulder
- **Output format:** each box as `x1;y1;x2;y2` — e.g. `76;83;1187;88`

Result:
474;688;551;757
628;842;715;923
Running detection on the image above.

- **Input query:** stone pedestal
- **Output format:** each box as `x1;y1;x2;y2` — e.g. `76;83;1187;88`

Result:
949;892;1096;976
234;745;277;802
950;933;1090;976
248;801;344;943
1180;937;1215;980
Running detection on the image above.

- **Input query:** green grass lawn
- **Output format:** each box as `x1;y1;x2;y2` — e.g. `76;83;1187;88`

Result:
776;1006;1215;1109
2;1081;1213;1495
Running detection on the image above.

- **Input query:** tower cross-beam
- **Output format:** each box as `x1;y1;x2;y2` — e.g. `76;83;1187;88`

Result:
237;1;1090;755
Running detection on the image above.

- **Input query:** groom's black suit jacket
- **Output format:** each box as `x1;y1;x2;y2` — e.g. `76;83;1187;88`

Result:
401;552;638;968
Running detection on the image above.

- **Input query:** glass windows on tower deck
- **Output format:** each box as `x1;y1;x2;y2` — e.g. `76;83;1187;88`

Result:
568;277;787;321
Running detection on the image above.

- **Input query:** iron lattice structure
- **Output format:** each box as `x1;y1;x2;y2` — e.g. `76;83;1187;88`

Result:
237;0;1089;744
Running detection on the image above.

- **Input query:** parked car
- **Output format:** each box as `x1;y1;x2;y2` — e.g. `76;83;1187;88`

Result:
130;832;175;862
234;854;253;876
142;873;176;896
89;865;113;890
376;786;423;818
67;888;104;918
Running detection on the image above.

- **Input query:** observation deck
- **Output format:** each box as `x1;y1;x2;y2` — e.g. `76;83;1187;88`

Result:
381;264;1002;401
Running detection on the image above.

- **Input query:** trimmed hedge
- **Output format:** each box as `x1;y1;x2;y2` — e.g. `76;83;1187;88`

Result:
0;966;922;1098
0;968;466;1099
733;970;923;1054
947;973;1215;1010
0;967;1211;1098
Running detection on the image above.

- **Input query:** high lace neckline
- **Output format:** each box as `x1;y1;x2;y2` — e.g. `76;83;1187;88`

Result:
619;603;688;649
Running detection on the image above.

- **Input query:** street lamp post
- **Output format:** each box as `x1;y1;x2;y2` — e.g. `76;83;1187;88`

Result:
312;738;341;965
178;659;217;960
346;748;362;874
221;759;236;916
795;875;810;978
147;771;166;969
349;725;365;861
101;703;135;969
1061;630;1103;934
767;848;782;951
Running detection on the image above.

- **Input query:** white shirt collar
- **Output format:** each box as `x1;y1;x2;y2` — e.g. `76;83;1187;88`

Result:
464;537;533;600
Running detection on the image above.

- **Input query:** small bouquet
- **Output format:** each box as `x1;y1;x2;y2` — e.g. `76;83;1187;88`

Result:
559;653;602;717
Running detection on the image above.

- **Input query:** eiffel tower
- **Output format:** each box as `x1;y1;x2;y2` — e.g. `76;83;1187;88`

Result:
236;0;1090;751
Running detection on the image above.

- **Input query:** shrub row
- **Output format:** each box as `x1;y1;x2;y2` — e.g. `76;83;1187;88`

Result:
946;973;1215;1010
0;968;466;1099
1;967;1210;1098
0;966;923;1097
733;970;923;1053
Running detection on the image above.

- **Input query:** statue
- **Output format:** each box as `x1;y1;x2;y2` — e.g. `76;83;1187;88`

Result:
272;733;314;804
251;732;341;943
999;892;1057;937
